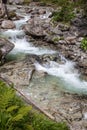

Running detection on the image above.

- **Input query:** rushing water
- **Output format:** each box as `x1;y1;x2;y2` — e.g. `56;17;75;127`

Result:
14;15;30;29
2;30;56;56
1;8;87;95
34;61;87;94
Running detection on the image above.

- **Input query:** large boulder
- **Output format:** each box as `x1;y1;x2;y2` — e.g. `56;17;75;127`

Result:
24;24;46;38
24;17;51;38
0;37;14;64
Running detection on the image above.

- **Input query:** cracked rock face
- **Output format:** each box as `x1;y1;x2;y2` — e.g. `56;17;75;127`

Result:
0;37;14;64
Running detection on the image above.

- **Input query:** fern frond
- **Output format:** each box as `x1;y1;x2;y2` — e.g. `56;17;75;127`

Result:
12;114;24;122
0;82;15;110
18;106;32;116
6;105;19;112
25;124;34;130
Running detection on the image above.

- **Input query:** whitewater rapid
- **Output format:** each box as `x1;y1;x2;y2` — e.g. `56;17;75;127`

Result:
1;10;87;94
34;61;87;94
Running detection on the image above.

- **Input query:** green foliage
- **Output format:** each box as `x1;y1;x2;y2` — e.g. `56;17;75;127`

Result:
0;81;69;130
0;81;32;130
28;113;69;130
53;37;60;42
81;38;87;51
52;3;75;22
39;0;87;18
39;0;70;6
23;0;31;4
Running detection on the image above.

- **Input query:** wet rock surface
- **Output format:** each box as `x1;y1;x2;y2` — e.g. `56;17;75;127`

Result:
0;37;14;64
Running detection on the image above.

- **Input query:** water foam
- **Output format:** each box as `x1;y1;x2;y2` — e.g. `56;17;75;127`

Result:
14;15;30;29
2;29;24;39
34;61;87;94
9;37;56;55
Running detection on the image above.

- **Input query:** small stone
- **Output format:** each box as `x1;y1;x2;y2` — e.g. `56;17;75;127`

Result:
65;36;76;43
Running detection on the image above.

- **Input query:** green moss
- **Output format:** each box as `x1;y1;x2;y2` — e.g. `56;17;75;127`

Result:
39;0;70;6
9;11;17;18
52;3;75;23
23;0;31;5
53;37;60;42
81;37;87;51
60;36;64;40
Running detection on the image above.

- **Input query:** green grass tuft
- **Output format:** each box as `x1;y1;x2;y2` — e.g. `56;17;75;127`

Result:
81;37;87;51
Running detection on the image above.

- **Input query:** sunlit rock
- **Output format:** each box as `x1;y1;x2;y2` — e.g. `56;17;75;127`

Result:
1;20;16;29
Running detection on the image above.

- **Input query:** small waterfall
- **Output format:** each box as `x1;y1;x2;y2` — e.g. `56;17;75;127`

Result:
9;37;56;55
2;27;56;55
14;15;30;29
2;29;25;39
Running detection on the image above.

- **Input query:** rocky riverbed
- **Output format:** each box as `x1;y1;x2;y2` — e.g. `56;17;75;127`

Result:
0;2;87;130
23;6;87;76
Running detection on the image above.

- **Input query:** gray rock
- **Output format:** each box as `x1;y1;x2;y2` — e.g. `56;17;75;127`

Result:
78;28;87;37
51;26;63;36
24;24;46;38
65;36;76;44
71;18;83;27
24;17;49;38
9;0;24;5
1;20;16;29
0;37;14;64
58;23;70;31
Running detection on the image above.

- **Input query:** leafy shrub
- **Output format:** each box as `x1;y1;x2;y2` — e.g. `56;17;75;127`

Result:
0;81;69;130
52;3;75;22
23;0;31;4
39;0;87;18
81;38;87;51
39;0;70;6
28;112;69;130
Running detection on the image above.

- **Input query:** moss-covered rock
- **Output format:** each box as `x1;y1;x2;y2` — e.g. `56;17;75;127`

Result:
23;0;31;5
